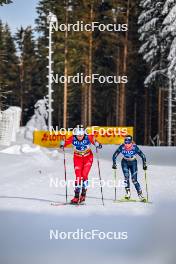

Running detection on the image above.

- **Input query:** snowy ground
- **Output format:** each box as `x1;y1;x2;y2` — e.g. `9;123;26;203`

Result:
0;132;176;264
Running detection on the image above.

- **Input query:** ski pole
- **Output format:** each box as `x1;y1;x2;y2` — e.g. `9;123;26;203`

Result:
96;148;104;206
144;170;149;202
63;147;68;203
113;169;117;201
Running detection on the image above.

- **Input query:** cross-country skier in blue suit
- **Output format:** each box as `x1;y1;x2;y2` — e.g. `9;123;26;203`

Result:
112;135;147;201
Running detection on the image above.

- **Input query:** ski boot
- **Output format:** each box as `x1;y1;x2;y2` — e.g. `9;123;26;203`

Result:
71;197;79;204
71;188;80;204
124;188;131;200
79;188;87;204
138;191;146;202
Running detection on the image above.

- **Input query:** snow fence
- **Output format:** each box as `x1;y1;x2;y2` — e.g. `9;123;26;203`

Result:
0;107;22;146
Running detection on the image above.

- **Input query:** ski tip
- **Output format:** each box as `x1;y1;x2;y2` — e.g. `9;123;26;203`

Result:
114;199;137;203
51;201;86;206
114;198;153;204
51;202;67;206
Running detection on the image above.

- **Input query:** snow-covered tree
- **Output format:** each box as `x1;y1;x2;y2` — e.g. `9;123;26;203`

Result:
25;98;48;140
161;0;176;145
138;0;165;87
0;0;13;5
162;0;176;81
15;26;39;125
0;21;19;110
138;0;176;145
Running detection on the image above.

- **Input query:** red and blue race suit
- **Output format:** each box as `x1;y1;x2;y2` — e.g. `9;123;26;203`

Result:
63;134;96;190
112;144;146;194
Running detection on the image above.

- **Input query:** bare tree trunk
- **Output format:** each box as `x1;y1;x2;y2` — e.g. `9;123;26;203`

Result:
88;2;93;126
160;88;165;144
134;97;137;142
81;84;85;126
58;86;62;128
118;0;130;126
158;88;165;145
164;89;167;145
81;82;88;127
168;77;172;146
148;89;152;145
63;0;68;128
19;62;24;126
116;46;120;126
144;88;149;145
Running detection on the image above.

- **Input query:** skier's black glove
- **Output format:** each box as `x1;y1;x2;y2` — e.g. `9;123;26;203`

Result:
112;164;117;169
143;163;147;170
97;143;102;149
95;142;102;149
60;140;65;150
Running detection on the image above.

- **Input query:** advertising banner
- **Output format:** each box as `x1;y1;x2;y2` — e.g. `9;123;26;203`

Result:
33;126;134;148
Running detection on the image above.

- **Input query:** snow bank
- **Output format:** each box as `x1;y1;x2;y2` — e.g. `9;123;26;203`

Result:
0;145;175;264
0;144;41;155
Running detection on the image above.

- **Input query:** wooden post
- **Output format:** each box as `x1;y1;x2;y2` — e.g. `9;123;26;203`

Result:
144;88;149;145
88;2;93;126
63;0;68;128
118;0;130;126
116;46;120;125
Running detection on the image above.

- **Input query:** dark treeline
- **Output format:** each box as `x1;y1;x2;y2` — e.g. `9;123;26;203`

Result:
0;0;13;5
0;0;175;145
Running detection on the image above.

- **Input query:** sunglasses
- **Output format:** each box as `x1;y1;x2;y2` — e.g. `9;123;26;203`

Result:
124;138;132;143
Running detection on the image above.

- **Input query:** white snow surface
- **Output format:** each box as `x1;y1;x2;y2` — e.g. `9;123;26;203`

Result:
0;133;176;264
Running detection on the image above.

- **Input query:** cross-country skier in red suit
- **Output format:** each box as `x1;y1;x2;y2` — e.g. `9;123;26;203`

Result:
60;126;102;204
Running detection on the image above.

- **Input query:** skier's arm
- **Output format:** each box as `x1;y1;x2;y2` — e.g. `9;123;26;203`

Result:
88;135;102;149
60;135;73;148
136;145;147;170
112;145;122;168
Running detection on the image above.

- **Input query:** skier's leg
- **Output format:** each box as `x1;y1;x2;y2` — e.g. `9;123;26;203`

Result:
130;160;142;195
82;152;93;181
121;159;130;197
72;154;84;203
80;152;93;202
79;180;88;203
